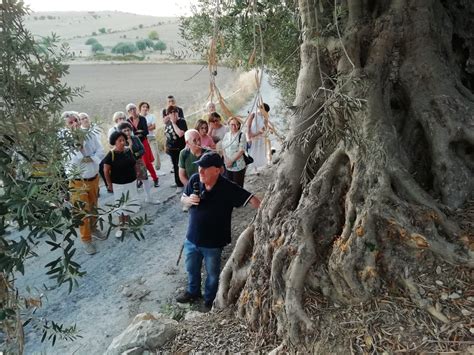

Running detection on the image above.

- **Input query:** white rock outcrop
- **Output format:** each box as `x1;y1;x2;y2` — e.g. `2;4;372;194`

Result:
105;313;178;355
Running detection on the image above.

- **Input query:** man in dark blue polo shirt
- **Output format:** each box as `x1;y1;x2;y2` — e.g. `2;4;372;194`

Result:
178;152;261;309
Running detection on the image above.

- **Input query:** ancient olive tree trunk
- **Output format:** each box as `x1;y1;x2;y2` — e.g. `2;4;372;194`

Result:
216;0;473;346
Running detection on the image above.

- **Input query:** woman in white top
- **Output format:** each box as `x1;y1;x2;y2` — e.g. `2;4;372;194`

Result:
246;103;269;173
208;112;229;144
222;116;247;187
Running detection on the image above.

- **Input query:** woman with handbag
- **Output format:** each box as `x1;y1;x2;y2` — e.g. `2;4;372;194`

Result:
118;122;159;205
103;131;139;238
126;103;159;188
222;117;248;187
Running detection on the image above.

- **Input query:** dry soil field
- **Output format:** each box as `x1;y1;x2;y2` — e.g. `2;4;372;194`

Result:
64;63;242;125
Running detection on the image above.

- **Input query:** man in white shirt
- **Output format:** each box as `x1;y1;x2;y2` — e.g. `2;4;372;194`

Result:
62;111;105;255
139;101;161;170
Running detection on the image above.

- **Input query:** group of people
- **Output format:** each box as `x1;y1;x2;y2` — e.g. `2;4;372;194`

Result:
62;96;271;310
62;98;170;254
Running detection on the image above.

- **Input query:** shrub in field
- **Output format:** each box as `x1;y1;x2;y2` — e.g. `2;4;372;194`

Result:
136;40;146;52
91;42;104;53
85;37;98;45
98;27;106;34
148;30;159;40
144;38;154;49
153;40;167;54
112;42;138;55
91;53;144;61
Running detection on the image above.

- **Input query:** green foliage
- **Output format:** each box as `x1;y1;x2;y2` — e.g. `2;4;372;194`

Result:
92;53;144;61
135;40;146;52
160;303;193;321
148;30;159;40
112;42;138;55
144;38;154;49
0;1;150;350
85;37;98;45
91;42;104;53
153;40;167;53
91;31;97;36
0;1;83;349
139;24;144;29
180;0;301;103
37;320;82;346
98;27;106;34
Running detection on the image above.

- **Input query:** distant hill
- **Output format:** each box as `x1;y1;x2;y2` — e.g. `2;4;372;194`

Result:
24;11;190;59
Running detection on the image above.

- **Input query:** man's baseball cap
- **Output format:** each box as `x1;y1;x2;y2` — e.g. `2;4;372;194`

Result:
193;152;223;168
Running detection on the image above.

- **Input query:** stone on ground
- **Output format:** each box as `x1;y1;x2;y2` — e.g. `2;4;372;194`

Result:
105;312;178;355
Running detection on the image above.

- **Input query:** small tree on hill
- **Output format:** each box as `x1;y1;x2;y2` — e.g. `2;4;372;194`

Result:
135;40;146;52
91;42;104;53
144;38;154;49
148;30;159;40
98;27;106;34
153;40;166;54
85;37;98;45
112;42;137;55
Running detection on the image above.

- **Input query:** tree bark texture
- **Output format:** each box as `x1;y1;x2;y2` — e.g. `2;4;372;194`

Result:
216;0;473;347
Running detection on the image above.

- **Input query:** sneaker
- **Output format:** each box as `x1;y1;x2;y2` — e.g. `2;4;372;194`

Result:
115;229;124;239
153;179;160;188
176;187;183;194
92;229;107;241
176;291;201;304
182;205;189;212
144;197;160;205
84;242;96;255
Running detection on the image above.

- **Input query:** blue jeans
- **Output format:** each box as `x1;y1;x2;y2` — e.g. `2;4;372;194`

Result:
184;239;223;303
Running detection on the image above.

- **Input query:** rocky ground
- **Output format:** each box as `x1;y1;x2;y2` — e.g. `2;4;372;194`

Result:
15;153;272;354
14;157;474;354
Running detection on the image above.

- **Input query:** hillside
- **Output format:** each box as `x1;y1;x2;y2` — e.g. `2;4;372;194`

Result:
24;11;188;59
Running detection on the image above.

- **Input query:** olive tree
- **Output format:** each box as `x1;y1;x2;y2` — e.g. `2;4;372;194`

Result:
183;0;473;351
0;1;148;351
91;42;104;53
112;42;138;55
153;40;167;54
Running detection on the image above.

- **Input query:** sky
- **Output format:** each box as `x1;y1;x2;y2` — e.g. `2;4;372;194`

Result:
23;0;198;17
